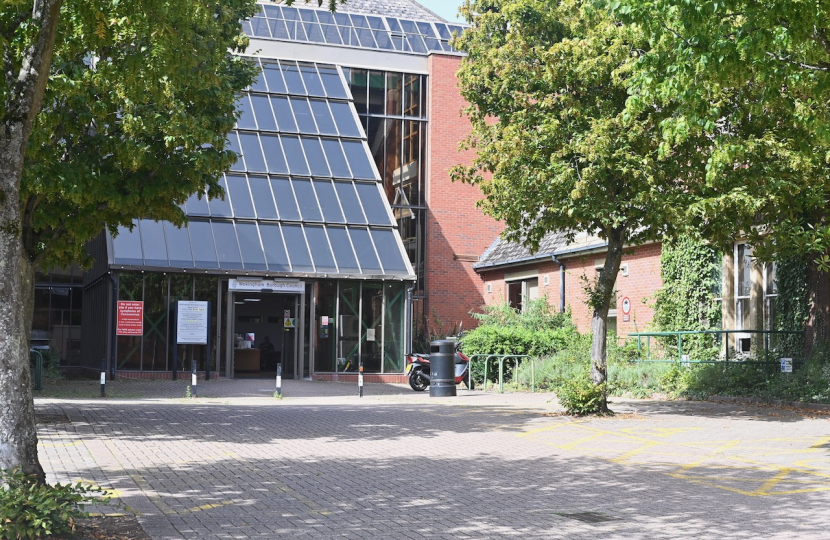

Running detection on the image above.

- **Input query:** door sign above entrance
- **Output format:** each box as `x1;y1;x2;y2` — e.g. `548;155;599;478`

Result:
229;279;305;293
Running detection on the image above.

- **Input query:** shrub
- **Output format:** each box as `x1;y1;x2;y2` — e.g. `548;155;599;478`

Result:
556;374;606;415
0;469;108;539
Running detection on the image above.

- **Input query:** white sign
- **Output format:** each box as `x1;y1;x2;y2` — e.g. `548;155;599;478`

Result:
177;301;209;344
229;279;304;293
284;309;291;318
681;354;690;367
781;358;793;373
366;329;376;342
321;316;329;326
621;297;631;315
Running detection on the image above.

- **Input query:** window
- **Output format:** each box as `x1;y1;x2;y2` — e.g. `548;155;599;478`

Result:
506;278;538;312
735;243;753;352
764;261;778;333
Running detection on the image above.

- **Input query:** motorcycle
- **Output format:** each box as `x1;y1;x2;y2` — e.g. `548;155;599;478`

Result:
405;344;474;392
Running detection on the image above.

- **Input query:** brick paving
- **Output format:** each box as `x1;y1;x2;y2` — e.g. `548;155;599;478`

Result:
34;379;830;539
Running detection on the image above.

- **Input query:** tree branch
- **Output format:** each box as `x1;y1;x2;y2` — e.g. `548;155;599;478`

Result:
765;51;830;72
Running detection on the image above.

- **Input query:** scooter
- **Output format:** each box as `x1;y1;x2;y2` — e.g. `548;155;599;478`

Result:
405;346;474;392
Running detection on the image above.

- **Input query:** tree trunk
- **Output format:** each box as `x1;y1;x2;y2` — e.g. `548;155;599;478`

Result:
804;262;830;358
589;227;625;413
0;128;44;482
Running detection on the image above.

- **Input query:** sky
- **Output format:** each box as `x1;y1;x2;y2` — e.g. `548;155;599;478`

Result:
414;0;465;23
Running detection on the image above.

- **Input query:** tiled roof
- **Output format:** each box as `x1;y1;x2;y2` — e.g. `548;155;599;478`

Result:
278;0;447;22
475;231;607;270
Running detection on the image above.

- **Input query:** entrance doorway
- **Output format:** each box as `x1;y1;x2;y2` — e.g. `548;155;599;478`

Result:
228;291;304;378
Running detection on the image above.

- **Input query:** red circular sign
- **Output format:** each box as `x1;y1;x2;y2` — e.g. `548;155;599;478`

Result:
621;297;631;315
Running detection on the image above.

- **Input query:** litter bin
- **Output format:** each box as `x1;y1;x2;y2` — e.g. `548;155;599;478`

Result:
429;339;456;397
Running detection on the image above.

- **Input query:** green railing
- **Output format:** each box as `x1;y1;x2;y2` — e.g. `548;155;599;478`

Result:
627;329;805;365
29;349;43;391
468;354;534;393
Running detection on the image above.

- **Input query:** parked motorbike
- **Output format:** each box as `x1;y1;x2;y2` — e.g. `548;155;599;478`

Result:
405;344;474;391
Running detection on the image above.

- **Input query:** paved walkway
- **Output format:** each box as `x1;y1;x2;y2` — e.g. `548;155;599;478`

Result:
35;379;830;539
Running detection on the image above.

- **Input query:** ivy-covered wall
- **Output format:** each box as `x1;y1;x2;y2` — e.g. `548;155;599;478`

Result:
774;256;809;357
652;235;722;359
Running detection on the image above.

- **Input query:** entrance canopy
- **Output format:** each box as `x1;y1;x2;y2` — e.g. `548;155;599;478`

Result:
107;59;415;281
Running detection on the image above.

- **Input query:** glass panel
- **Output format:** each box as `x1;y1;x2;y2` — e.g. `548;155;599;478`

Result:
302;137;330;177
184;191;210;217
309;100;337;136
141;274;167;371
248;176;278;219
250;17;271;38
164;222;194;267
241;20;253;38
236;94;257;130
321;139;351;178
349;69;368;114
349;228;382;272
238;132;267;173
281;136;310;176
386;73;402;116
361;282;383;373
333;12;350;25
317;11;335;24
334;182;366;224
262;62;287;94
304;22;324;42
337;281;361;373
300;64;326;96
355;182;392;225
329;102;362;138
209;176;233;217
226;174;255;218
260;223;291;272
282;224;314;272
271;96;298;133
250;95;277;131
116;273;143;370
282;6;299;20
262;5;281;18
260;134;290;175
435;23;451;40
366;16;384;29
368;71;385;114
112;223;143;265
374;30;393;50
356;27;376;47
281;61;307;95
383;282;406;372
318;66;348;99
448;25;465;37
406;34;426;54
314;281;338;372
139;219;168;266
290;97;318;134
312;179;345;223
339;26;359;47
305;226;337;272
212;221;243;269
298;8;317;22
271;177;301;221
327;226;360;272
351;14;369;28
417;22;436;37
227;132;245;172
270;19;290;40
188;220;219;268
425;37;443;51
342;140;376;179
371;229;409;274
250;60;267;92
321;24;342;44
236;222;267;271
386;18;402;32
404;75;421;117
292;178;323;222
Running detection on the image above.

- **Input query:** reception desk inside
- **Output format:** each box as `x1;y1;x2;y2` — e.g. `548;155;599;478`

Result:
234;348;260;371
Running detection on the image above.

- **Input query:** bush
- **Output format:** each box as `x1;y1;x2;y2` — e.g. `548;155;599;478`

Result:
556;374;606;415
0;469;108;539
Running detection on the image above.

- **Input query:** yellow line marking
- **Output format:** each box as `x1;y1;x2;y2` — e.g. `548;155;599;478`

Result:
186;501;236;513
559;432;608;450
611;441;661;463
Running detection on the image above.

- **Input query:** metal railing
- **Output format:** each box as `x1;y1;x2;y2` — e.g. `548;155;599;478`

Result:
468;354;534;393
30;349;43;391
627;329;805;365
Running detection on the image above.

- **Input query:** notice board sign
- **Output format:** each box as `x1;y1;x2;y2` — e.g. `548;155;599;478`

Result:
116;301;144;336
176;301;209;345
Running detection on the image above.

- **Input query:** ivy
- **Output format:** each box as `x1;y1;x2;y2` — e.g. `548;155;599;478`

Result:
774;256;809;358
652;235;722;359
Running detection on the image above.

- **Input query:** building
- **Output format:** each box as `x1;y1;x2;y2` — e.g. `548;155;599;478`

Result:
36;0;502;382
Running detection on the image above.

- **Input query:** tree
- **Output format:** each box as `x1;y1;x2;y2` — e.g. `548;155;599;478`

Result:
453;0;693;410
0;0;342;482
615;0;830;351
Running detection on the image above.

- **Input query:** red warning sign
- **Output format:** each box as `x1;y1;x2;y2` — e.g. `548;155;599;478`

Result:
116;301;144;336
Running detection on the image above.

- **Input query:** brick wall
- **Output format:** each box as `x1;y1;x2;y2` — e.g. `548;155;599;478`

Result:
425;53;503;331
479;242;664;337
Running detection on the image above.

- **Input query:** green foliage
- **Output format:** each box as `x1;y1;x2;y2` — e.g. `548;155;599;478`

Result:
556;373;606;415
775;256;809;357
652;234;722;359
0;469;108;539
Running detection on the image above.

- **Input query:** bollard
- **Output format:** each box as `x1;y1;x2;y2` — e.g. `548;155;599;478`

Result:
276;362;282;397
191;359;197;398
100;359;106;398
358;358;364;398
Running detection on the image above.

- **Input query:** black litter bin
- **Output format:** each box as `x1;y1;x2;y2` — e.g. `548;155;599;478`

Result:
429;339;457;397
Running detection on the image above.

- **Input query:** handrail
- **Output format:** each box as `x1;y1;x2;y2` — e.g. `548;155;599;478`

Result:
627;329;805;364
468;354;533;393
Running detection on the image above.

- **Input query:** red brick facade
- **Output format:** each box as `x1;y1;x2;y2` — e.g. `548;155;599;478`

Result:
479;242;664;337
425;53;503;331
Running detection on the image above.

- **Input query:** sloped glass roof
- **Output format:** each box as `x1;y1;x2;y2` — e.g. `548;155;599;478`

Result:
242;4;466;55
110;59;414;279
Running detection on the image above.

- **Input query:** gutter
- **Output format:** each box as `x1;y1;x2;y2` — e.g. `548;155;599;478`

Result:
551;255;566;313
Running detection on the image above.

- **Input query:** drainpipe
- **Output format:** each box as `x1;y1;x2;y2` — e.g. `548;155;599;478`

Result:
405;282;416;355
551;255;566;313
